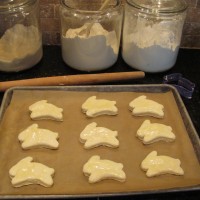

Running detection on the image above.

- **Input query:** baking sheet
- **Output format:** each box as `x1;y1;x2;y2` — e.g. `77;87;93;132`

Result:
0;84;199;199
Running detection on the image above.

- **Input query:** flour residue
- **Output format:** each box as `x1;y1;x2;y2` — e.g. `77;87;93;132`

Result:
122;17;183;72
61;23;119;71
0;24;42;72
130;18;180;51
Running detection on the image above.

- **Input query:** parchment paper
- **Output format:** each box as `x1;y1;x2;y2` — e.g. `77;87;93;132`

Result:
0;89;199;196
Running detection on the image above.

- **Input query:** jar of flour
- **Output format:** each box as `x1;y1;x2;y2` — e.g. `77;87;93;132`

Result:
60;0;123;71
0;0;42;72
122;0;188;73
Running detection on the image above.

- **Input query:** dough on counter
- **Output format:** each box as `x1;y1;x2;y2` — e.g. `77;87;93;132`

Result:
83;155;126;183
141;151;184;177
80;122;119;149
136;120;176;144
129;95;164;118
81;96;118;117
9;157;55;187
29;100;63;121
18;124;59;150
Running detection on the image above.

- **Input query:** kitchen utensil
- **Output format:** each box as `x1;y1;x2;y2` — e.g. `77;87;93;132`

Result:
0;71;145;91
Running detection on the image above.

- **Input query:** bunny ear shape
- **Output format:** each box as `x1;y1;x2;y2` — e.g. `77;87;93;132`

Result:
9;157;55;187
81;96;118;117
29;100;63;121
18;124;59;150
141;151;184;177
83;155;126;183
129;95;164;118
80;122;119;149
136;120;176;144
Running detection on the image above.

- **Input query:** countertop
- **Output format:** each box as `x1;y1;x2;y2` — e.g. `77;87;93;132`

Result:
0;46;199;200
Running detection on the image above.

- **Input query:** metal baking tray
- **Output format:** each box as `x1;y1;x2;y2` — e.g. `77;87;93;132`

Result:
0;84;199;199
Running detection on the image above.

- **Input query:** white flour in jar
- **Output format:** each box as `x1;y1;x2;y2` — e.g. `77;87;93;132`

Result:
61;23;118;71
0;24;42;72
122;18;181;72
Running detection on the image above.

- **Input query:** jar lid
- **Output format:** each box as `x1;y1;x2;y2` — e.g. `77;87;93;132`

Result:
127;0;188;14
0;0;36;13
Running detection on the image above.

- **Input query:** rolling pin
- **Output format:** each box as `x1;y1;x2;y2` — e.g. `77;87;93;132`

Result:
0;71;145;92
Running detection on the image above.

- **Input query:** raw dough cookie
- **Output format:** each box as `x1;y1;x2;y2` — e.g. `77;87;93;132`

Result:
83;155;126;183
18;124;59;149
129;95;164;118
141;151;184;177
29;100;63;121
80;122;119;149
137;120;176;144
9;157;55;187
81;96;118;117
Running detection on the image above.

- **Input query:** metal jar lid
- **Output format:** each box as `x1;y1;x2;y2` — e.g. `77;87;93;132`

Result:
0;0;37;13
126;0;188;14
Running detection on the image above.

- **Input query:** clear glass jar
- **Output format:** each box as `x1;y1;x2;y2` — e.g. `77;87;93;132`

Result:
122;0;188;73
59;0;123;71
0;0;42;72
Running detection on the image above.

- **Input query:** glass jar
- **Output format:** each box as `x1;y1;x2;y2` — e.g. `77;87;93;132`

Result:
0;0;42;72
59;0;123;71
122;0;188;73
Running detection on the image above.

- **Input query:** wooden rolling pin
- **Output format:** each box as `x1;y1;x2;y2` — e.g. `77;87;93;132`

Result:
0;71;145;92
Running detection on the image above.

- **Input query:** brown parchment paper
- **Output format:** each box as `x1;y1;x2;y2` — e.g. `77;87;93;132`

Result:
0;89;199;196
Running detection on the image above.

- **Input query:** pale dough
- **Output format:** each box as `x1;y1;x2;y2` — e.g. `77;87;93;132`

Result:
9;157;55;187
80;122;119;149
18;124;59;150
137;120;176;144
83;155;126;183
29;100;63;121
81;96;118;117
141;151;184;177
129;95;164;118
